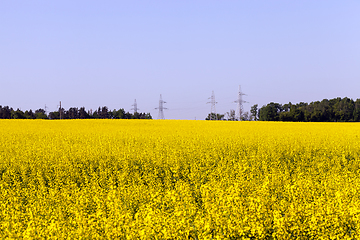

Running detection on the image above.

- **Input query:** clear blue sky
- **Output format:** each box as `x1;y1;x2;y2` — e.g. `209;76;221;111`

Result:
1;1;359;119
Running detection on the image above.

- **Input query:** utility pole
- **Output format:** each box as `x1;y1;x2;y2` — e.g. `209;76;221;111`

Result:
207;91;217;120
59;101;62;120
131;99;139;114
155;94;167;119
234;85;247;121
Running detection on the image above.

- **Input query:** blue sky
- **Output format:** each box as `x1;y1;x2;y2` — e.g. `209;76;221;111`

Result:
1;1;359;119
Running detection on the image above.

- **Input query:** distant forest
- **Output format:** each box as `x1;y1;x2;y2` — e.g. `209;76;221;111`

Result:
0;106;152;120
257;97;360;122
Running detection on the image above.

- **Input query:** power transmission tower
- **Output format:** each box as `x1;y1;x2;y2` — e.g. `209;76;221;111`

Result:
131;99;139;114
207;91;217;120
44;104;48;115
155;94;167;119
234;85;247;121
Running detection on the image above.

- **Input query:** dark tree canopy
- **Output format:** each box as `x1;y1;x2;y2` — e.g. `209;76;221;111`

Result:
48;106;152;120
0;105;152;120
258;97;360;122
206;113;225;120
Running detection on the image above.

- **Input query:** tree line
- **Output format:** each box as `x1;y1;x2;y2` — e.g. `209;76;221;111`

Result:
204;97;360;122
0;105;152;120
257;97;360;122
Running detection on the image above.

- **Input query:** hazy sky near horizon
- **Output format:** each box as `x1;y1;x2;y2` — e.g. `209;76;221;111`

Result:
1;1;360;119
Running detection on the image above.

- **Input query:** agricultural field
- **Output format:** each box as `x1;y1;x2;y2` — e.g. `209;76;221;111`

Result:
0;120;360;239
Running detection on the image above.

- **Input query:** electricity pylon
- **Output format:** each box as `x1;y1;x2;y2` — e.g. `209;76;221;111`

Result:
155;94;167;119
207;91;217;120
234;85;247;121
131;99;139;114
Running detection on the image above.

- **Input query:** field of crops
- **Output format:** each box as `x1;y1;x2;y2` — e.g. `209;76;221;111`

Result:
0;120;359;239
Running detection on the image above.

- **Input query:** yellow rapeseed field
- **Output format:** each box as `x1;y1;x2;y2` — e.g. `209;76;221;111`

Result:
0;120;359;239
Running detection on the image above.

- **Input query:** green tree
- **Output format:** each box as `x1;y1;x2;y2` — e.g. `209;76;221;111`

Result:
334;97;354;121
259;103;282;121
68;107;79;119
250;104;258;121
49;111;60;119
113;108;125;119
354;99;360;121
144;113;152;119
11;109;26;119
79;107;89;119
24;110;36;119
0;106;13;119
226;109;236;121
100;106;109;119
35;109;48;119
205;113;225;120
